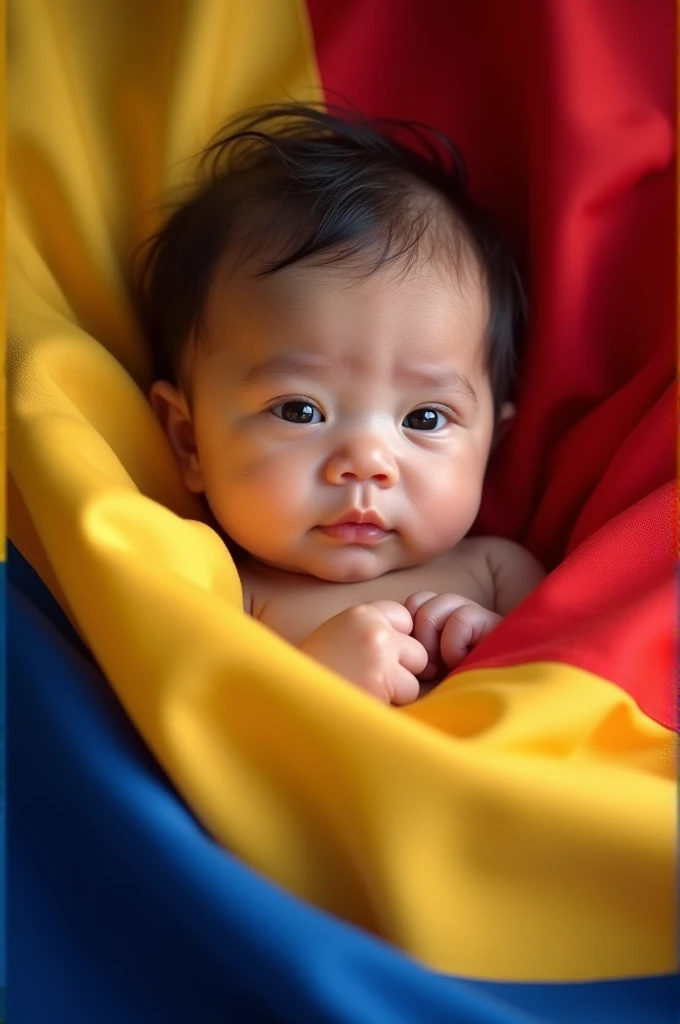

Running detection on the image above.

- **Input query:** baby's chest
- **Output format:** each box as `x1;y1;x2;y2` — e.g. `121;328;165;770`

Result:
250;558;491;647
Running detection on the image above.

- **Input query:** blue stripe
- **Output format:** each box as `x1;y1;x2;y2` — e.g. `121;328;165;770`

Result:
7;544;678;1023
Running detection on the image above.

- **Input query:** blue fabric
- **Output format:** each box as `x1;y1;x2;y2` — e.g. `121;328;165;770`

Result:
7;544;678;1024
0;557;5;1022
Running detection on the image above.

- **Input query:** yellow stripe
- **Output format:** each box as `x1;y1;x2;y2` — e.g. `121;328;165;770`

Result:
8;0;675;982
8;0;323;575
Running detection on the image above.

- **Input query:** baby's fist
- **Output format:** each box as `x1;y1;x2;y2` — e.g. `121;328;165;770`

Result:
300;601;428;704
404;592;502;677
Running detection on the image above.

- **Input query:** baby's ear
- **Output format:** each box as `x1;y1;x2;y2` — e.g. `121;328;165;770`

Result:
149;380;205;493
492;401;516;450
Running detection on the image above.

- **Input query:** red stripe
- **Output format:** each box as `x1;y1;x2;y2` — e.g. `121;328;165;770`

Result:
465;484;675;728
306;0;532;256
306;0;675;727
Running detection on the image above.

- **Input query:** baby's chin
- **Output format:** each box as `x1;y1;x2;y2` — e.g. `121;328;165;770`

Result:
287;548;416;584
307;562;387;584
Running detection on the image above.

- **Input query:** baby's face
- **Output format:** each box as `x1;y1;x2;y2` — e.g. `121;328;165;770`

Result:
156;252;497;583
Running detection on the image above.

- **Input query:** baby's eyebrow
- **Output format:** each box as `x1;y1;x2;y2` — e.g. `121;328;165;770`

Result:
240;352;478;403
240;352;332;388
397;365;478;403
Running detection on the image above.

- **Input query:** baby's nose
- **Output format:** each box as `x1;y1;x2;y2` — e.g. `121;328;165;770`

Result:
324;437;399;487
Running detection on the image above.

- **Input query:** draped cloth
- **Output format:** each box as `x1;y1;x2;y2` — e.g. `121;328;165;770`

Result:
7;1;676;1020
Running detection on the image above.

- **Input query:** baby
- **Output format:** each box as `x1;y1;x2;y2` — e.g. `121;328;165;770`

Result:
141;104;544;704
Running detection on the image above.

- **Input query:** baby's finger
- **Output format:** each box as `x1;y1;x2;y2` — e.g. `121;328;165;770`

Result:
363;600;414;635
403;591;438;618
411;594;470;670
397;633;429;677
389;665;421;706
440;605;502;668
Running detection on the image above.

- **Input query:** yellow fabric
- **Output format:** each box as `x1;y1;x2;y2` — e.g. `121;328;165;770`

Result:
8;0;676;982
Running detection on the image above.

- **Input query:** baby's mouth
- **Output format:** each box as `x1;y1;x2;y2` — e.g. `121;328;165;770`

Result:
316;522;392;545
316;510;392;545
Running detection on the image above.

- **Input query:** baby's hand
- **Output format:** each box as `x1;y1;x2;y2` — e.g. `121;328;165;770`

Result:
300;601;428;705
404;592;503;678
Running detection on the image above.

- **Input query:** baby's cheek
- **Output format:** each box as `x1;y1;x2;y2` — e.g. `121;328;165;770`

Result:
241;448;305;496
416;462;484;546
211;449;307;529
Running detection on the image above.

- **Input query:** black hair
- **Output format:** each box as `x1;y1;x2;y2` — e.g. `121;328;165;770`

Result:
137;103;526;414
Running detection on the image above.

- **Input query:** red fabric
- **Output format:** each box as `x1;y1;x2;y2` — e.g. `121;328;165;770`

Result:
466;484;675;728
306;0;676;727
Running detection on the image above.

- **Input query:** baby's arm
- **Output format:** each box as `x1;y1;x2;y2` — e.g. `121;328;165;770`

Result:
482;537;546;616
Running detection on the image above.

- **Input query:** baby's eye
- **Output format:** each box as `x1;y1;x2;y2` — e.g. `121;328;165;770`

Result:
402;407;448;431
271;400;324;424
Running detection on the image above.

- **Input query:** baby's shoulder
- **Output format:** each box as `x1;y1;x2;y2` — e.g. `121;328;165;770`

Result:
462;535;545;614
436;534;500;575
456;534;529;566
464;534;543;574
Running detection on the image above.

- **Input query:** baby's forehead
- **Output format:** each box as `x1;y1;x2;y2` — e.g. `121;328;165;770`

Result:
211;224;488;313
197;248;491;381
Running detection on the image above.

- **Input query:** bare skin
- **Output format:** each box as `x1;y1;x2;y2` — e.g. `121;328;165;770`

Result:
152;244;545;704
240;535;544;703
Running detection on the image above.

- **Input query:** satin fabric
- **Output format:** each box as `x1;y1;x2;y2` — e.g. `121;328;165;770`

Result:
7;0;676;1010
